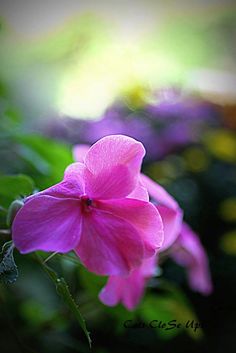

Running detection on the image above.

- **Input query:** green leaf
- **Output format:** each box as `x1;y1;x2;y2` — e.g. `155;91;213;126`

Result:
36;254;92;348
16;134;73;189
0;241;18;284
78;266;107;296
0;174;34;208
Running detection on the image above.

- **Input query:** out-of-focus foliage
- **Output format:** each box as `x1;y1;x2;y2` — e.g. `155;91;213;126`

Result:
0;175;34;208
139;281;203;340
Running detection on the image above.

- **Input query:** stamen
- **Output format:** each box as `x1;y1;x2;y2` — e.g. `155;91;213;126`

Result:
86;198;93;206
80;195;93;213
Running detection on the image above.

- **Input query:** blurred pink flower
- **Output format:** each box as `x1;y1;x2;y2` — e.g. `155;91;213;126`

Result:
98;174;184;310
99;256;157;310
139;175;212;297
12;135;163;276
171;223;213;295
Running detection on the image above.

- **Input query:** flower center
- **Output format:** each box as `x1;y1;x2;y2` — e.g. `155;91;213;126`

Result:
80;195;93;213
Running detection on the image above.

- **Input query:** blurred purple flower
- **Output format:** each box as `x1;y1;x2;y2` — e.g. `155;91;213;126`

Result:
79;106;160;160
43;89;220;160
147;88;219;121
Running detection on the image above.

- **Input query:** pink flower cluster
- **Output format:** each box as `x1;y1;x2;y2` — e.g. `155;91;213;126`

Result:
12;135;212;310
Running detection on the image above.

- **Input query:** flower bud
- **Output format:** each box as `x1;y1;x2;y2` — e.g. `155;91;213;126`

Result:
7;200;24;227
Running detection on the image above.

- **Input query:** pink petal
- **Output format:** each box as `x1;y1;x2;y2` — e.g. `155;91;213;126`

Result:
188;262;213;295
171;223;213;295
140;255;157;277
73;144;90;163
12;195;82;254
96;198;163;257
141;174;179;210
85;135;145;179
26;162;85;202
99;257;156;310
75;209;144;276
99;273;146;310
84;165;135;200
121;271;147;310
99;276;124;307
157;205;183;251
127;179;149;201
64;162;85;181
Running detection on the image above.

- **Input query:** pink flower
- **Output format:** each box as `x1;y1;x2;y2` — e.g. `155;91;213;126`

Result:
73;150;183;251
99;256;157;310
171;223;213;295
140;174;183;251
12;135;163;276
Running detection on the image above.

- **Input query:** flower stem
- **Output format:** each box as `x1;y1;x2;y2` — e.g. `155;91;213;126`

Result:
43;251;58;264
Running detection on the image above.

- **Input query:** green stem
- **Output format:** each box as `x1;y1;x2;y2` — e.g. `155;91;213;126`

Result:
43;251;58;264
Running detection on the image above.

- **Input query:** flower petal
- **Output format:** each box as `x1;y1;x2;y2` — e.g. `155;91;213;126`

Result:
119;271;147;310
75;209;144;276
99;273;146;310
171;223;213;295
96;198;164;257
99;276;123;307
26;162;85;202
127;178;149;201
157;205;183;251
73;144;90;163
84;165;134;199
12;195;82;254
140;255;157;276
141;174;179;210
99;257;156;310
85;135;145;178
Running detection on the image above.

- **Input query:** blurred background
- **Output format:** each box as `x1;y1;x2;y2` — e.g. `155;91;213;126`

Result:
0;1;236;352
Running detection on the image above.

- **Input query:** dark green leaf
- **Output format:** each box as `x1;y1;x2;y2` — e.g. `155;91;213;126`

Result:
0;241;18;284
0;174;34;208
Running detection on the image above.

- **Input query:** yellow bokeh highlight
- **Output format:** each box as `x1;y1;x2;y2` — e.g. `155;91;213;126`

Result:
183;147;209;172
219;198;236;222
203;129;236;163
220;230;236;255
146;161;178;185
121;84;152;110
